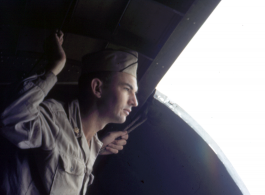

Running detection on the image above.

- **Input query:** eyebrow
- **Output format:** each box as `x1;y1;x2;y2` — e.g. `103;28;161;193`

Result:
121;82;138;94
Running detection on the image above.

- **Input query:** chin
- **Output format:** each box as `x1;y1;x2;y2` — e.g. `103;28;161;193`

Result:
113;116;127;124
118;118;127;124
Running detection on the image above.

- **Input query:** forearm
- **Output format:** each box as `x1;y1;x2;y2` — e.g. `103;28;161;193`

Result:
0;30;65;148
47;58;66;76
45;30;66;76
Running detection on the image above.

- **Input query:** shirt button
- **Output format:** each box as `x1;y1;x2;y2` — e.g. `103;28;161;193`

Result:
74;127;79;134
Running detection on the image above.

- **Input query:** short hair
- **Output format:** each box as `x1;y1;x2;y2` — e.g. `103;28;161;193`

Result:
78;71;115;95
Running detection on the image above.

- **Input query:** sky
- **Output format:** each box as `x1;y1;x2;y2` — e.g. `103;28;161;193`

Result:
156;0;265;194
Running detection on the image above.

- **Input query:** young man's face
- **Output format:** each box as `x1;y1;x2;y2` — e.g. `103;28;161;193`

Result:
99;72;138;124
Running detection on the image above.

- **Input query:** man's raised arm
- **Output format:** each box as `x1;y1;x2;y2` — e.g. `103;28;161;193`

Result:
0;31;66;149
45;30;66;76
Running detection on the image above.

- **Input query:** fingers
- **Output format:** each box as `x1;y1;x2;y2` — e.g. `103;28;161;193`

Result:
109;131;128;142
105;146;118;154
120;133;129;140
55;30;64;45
55;29;64;37
110;131;128;139
108;143;123;150
100;131;130;155
111;131;129;147
104;135;128;155
56;31;64;40
105;143;124;154
113;139;127;146
104;137;127;154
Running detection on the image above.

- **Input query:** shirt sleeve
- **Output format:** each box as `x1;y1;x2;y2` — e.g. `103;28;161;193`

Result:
0;72;58;149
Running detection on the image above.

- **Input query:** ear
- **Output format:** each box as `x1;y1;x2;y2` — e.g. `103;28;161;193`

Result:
91;78;103;98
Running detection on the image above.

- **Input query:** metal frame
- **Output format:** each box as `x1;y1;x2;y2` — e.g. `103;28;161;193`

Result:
132;0;221;115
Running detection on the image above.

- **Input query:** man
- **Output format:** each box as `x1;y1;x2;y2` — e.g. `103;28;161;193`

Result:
0;30;138;194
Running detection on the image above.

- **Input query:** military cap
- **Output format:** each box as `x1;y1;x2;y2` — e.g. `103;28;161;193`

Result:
81;49;138;78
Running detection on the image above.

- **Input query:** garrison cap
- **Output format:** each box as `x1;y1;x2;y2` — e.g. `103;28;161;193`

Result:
81;49;138;78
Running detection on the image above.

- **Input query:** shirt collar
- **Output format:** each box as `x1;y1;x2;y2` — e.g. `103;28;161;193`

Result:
68;99;103;148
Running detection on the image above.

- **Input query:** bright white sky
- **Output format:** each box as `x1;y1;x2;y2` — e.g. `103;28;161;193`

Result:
156;0;265;194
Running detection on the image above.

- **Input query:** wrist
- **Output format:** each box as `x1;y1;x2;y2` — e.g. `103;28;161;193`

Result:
47;58;66;76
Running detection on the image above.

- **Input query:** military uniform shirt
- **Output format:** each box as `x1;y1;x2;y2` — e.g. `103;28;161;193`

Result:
0;72;103;195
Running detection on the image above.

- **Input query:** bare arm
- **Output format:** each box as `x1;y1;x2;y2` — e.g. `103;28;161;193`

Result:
0;31;67;149
45;30;66;76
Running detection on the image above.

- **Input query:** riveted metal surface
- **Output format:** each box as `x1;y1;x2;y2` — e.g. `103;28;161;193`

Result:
0;51;44;82
57;59;82;83
63;33;107;61
68;0;130;33
154;0;195;14
132;0;221;117
119;0;179;43
0;0;199;85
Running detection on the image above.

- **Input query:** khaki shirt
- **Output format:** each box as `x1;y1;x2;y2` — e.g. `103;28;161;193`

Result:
0;72;103;195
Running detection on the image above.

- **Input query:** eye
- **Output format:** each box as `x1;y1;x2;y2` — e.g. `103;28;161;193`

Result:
124;88;130;91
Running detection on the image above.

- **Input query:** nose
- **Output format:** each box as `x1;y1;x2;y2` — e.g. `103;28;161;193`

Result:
130;93;138;107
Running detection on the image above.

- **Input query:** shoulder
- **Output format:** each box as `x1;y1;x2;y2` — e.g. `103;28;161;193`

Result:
40;99;66;114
